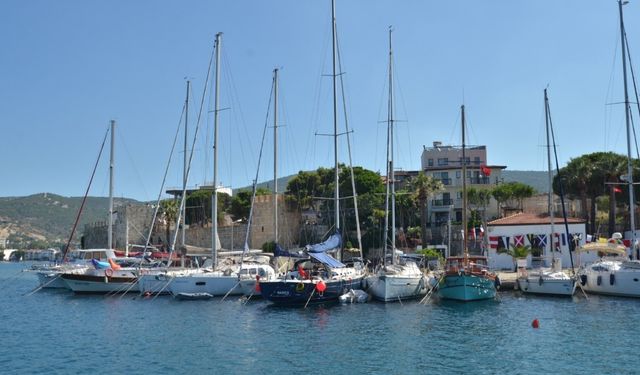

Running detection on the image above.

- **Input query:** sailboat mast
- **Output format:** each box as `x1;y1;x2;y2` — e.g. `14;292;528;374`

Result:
545;89;555;260
108;120;115;250
331;0;340;234
182;80;190;247
389;27;396;259
212;32;222;265
461;105;468;256
273;68;279;243
619;0;636;258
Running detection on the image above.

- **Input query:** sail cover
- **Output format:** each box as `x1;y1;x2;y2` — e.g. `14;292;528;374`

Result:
309;252;345;268
306;232;342;254
273;243;306;258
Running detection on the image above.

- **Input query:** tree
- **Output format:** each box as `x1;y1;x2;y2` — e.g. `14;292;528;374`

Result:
410;172;445;246
491;182;535;216
160;199;178;249
230;188;271;222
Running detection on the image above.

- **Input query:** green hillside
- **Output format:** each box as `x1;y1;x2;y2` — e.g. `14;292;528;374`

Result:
0;193;140;248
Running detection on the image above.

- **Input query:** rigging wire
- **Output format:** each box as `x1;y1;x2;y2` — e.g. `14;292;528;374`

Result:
62;126;110;261
116;129;151;201
623;27;640;159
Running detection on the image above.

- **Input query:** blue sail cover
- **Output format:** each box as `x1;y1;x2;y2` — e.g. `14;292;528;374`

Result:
273;243;306;258
308;252;345;268
307;232;342;253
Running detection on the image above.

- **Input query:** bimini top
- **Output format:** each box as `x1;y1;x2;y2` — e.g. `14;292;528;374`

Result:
308;252;345;268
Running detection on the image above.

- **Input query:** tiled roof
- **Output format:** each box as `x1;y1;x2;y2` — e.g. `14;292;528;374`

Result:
488;212;586;226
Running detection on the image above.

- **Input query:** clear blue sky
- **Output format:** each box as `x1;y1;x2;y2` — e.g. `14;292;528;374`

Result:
1;0;638;201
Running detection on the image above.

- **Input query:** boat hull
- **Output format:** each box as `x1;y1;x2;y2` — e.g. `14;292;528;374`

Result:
61;272;139;293
517;275;575;296
579;268;640;297
438;273;496;301
168;274;242;297
365;274;428;302
260;276;364;306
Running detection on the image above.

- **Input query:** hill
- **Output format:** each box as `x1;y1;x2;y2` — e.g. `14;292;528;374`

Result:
501;170;550;194
0;193;140;248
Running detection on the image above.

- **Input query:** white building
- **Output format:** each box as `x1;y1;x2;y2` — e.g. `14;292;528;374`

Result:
486;212;592;270
421;141;505;248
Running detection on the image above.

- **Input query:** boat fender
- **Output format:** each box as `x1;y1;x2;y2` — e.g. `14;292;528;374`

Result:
538;276;544;286
223;268;233;276
105;268;114;278
296;282;305;292
597;275;602;286
494;276;501;289
580;274;587;286
610;273;615;285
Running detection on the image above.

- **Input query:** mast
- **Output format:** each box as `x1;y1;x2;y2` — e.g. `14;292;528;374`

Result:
461;105;468;257
331;0;340;235
181;80;190;247
273;68;279;244
212;32;222;266
619;0;636;258
388;27;397;263
108;120;115;250
545;89;555;263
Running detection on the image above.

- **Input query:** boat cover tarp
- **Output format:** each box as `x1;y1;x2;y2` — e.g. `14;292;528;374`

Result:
309;252;345;268
91;259;110;269
306;232;342;254
273;243;306;258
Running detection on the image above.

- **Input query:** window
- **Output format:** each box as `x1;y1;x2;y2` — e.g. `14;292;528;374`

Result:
456;171;461;178
428;158;434;167
474;156;481;165
437;158;448;166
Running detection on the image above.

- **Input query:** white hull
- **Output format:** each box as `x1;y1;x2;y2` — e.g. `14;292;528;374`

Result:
366;274;428;302
365;263;430;302
517;273;575;296
579;260;640;297
169;272;242;297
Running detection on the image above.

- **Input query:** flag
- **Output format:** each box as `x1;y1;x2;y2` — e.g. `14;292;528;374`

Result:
489;236;499;249
537;234;548;248
513;235;525;247
480;164;492;176
498;236;510;250
613;186;623;193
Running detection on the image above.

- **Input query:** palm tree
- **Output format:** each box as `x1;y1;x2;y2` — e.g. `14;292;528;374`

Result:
410;172;444;248
160;199;178;250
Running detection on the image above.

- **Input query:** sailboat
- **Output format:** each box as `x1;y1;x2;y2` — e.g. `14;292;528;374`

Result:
577;0;640;297
238;68;281;298
438;105;498;302
60;120;141;294
516;89;576;296
167;33;245;299
365;28;429;302
258;0;366;306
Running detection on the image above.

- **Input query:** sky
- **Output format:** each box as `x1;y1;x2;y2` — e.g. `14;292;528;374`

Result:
1;0;639;201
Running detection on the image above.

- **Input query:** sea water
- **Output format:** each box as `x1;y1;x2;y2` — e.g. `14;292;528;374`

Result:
1;262;638;375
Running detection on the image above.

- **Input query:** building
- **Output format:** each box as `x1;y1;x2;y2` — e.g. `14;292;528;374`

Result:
486;212;590;270
421;141;506;245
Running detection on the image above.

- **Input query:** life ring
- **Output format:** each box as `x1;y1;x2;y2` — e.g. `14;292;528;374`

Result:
295;282;305;292
105;268;114;277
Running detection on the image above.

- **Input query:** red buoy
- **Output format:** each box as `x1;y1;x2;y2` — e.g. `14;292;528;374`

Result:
316;281;327;293
532;319;540;329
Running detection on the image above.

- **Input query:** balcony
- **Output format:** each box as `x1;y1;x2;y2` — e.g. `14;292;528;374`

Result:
438;178;452;186
468;177;491;185
432;198;454;207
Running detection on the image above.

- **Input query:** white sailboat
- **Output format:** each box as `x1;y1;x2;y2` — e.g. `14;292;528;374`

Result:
365;28;429;302
577;0;640;297
168;33;243;298
517;89;576;296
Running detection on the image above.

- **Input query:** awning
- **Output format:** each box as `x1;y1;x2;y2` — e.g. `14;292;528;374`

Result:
309;252;345;268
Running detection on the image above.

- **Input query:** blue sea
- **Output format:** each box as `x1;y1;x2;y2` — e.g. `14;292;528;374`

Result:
1;262;639;375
